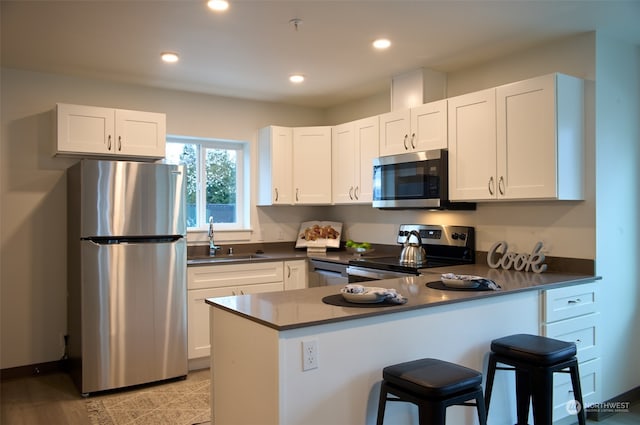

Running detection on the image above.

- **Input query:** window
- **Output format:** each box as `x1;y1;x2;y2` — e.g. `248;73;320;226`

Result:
166;136;248;230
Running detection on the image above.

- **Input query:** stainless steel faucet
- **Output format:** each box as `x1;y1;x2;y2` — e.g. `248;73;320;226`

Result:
208;216;221;256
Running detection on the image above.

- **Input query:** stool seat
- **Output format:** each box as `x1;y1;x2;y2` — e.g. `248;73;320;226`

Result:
377;358;487;425
485;334;586;425
491;333;577;365
383;358;483;398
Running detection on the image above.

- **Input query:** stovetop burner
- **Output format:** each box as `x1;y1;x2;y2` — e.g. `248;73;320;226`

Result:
350;256;468;274
348;224;475;275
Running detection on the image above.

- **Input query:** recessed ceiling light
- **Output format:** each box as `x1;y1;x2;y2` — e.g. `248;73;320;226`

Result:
289;74;305;84
373;38;391;50
207;0;229;11
161;52;179;63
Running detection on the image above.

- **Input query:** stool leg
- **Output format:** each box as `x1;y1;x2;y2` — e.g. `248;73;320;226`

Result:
376;381;389;425
418;400;445;425
531;368;553;425
569;364;586;425
475;391;488;425
484;354;497;415
515;369;531;425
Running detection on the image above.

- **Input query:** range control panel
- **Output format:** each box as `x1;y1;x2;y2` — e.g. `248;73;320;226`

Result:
396;224;474;248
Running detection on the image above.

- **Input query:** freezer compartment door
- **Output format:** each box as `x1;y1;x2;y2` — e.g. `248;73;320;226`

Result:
80;238;187;393
79;160;186;237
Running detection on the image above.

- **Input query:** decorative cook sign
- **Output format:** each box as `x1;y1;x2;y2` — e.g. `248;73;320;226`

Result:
487;241;547;273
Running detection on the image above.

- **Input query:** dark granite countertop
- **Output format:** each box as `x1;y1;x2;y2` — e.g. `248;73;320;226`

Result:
206;263;600;331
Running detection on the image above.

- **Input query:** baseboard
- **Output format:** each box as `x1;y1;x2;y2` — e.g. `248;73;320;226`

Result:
0;360;66;380
587;386;640;421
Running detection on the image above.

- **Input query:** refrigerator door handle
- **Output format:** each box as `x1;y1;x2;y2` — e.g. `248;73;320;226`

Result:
83;236;183;245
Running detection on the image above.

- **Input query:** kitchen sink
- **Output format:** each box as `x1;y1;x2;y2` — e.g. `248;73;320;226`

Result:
187;254;268;265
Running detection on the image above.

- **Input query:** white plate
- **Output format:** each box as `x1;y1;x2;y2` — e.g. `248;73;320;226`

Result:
342;287;387;303
441;276;482;289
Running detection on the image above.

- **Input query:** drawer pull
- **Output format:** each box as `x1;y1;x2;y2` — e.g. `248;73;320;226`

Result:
567;298;581;304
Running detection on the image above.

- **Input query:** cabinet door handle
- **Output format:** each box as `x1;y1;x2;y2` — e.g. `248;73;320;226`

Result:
410;133;416;149
231;291;237;295
403;134;409;150
118;136;122;151
274;188;279;202
107;135;112;151
498;176;505;195
567;298;582;304
488;177;495;196
354;186;359;200
349;187;354;200
240;290;245;295
287;265;291;278
295;188;299;202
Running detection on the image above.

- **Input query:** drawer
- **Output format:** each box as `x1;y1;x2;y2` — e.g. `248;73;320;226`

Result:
552;358;600;421
187;261;284;290
542;313;599;363
543;282;597;323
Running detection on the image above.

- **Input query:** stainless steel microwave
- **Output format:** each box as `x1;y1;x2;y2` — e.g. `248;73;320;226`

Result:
372;150;475;210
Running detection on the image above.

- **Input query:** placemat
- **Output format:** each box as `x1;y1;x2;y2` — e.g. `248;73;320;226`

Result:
321;293;398;308
426;281;495;291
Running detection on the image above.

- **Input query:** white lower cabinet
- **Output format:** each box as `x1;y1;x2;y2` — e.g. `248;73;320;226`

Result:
187;260;306;365
283;260;308;290
541;282;600;423
187;282;283;360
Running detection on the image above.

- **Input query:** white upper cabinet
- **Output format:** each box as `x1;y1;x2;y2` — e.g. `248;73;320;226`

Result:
332;116;379;204
448;88;498;200
379;99;447;156
257;126;293;205
258;125;332;205
410;100;448;151
449;73;584;201
497;74;584;200
292;126;332;204
55;103;165;159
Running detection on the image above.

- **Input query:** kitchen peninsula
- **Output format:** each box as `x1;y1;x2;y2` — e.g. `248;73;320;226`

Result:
206;265;599;425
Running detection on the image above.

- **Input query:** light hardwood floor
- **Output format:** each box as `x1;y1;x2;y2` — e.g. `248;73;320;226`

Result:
1;369;638;424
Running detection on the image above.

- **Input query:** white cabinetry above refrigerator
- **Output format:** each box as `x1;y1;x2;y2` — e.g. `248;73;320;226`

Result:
55;103;166;159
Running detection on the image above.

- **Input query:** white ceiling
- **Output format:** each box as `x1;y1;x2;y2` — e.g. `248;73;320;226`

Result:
2;0;640;108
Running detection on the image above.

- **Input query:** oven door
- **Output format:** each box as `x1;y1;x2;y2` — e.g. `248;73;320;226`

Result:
346;266;416;283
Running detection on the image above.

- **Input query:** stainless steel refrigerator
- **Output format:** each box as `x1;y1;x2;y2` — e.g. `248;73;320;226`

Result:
67;159;187;395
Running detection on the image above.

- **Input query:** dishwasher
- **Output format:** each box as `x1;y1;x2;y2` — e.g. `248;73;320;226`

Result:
308;259;349;287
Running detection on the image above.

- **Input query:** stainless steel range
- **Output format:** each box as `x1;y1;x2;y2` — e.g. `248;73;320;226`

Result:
346;224;475;282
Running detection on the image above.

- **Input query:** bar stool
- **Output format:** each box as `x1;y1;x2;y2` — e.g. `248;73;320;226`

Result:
484;334;586;425
376;358;487;425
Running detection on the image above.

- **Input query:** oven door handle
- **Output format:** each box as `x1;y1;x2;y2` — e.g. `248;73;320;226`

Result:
346;266;405;281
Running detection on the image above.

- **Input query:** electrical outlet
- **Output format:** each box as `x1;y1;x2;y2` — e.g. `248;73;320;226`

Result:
302;339;318;371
